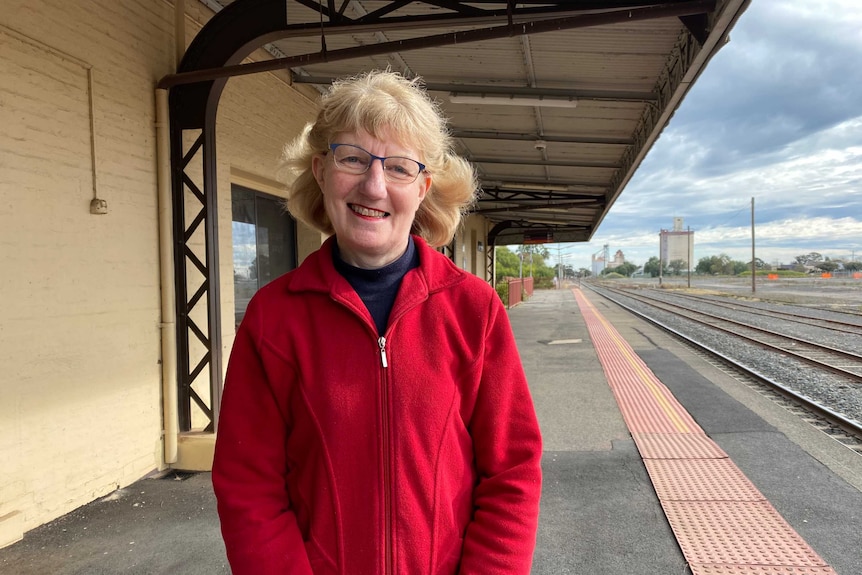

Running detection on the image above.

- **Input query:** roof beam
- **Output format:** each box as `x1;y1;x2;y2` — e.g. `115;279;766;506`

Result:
472;157;620;169
479;187;607;202
451;130;634;146
284;0;714;35
442;84;656;103
495;220;592;229
292;76;657;102
158;0;717;88
481;177;607;188
473;201;601;215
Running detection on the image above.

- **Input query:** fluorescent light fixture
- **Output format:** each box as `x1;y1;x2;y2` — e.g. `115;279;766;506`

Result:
449;92;578;108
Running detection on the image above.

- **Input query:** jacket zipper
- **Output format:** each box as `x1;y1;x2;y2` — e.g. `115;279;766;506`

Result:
378;336;388;368
378;335;392;574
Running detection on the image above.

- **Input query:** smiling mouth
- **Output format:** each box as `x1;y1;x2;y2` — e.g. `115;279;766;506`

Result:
349;203;390;218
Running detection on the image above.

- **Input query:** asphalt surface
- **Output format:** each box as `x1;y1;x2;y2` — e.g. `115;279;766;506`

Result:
3;287;861;574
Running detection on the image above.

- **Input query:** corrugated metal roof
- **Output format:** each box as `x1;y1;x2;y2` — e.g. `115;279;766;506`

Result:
204;0;751;246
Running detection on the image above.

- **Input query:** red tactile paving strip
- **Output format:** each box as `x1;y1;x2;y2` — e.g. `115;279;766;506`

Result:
690;566;838;574
633;432;728;459
577;297;702;434
644;458;764;501
572;289;837;575
663;501;828;567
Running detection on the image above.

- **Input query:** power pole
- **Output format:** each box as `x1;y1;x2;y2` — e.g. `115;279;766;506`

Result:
751;197;756;294
687;226;692;289
557;244;562;289
658;232;663;286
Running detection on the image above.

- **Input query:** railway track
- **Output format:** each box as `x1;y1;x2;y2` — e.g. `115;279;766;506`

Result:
597;285;862;380
666;290;862;335
582;282;862;450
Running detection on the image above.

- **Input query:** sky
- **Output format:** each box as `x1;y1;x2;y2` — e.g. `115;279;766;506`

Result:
543;0;862;271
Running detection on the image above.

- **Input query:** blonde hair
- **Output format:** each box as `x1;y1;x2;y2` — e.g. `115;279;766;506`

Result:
280;70;477;247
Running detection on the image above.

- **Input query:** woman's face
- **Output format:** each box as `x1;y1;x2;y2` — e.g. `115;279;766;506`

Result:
312;129;431;269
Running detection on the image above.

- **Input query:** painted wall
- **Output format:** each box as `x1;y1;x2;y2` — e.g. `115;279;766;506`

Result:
0;0;174;545
457;214;491;281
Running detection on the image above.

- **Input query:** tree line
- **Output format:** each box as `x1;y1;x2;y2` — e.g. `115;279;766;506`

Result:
495;247;861;282
494;246;558;288
615;251;862;278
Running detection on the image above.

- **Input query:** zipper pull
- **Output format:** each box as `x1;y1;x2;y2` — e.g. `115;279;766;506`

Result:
378;336;388;368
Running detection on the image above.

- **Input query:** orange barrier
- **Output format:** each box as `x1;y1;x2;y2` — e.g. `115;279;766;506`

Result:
821;273;832;279
505;277;534;308
767;273;779;280
854;272;862;279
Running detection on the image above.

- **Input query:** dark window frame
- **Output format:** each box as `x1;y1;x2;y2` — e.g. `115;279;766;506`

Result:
231;184;297;329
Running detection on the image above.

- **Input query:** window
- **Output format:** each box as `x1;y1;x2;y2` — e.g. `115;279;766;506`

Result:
231;185;297;329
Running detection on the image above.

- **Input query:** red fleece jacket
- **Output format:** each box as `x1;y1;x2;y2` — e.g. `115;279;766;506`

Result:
213;236;542;574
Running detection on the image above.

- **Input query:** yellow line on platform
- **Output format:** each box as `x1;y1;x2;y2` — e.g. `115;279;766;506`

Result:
573;289;692;433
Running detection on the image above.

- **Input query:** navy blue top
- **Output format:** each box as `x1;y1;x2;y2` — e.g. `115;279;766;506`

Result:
333;236;420;335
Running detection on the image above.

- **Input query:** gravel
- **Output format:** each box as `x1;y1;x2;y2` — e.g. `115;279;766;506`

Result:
591;284;862;426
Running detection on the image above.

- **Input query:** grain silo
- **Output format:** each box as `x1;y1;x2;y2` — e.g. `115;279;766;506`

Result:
660;218;695;270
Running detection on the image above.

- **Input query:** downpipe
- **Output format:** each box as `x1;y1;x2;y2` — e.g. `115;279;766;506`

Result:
155;88;178;465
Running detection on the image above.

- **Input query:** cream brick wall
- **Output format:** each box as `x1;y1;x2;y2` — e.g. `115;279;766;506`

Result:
456;214;491;281
0;0;174;540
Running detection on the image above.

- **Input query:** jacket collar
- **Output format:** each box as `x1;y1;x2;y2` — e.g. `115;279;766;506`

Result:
287;235;468;303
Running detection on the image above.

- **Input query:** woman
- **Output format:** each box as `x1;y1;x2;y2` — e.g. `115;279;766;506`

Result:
212;70;542;575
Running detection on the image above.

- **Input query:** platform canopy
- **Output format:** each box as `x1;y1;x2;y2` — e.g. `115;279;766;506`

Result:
163;0;749;246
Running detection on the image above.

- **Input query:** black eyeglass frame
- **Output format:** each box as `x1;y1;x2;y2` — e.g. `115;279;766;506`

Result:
327;143;426;183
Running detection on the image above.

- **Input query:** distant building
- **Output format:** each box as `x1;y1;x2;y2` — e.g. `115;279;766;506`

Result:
591;253;605;276
612;249;625;267
592;244;609;276
660;217;694;270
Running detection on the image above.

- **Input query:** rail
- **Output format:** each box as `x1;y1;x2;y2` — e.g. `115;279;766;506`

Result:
581;282;862;441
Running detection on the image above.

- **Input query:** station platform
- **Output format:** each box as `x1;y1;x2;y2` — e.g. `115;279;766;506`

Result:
524;287;862;575
2;287;861;574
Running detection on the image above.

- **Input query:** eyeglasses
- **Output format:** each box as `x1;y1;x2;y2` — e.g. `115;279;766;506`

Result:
328;143;426;184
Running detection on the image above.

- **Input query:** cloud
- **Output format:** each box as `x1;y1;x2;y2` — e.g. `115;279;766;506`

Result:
566;122;862;267
672;0;862;168
560;213;862;272
544;1;862;271
619;118;862;219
